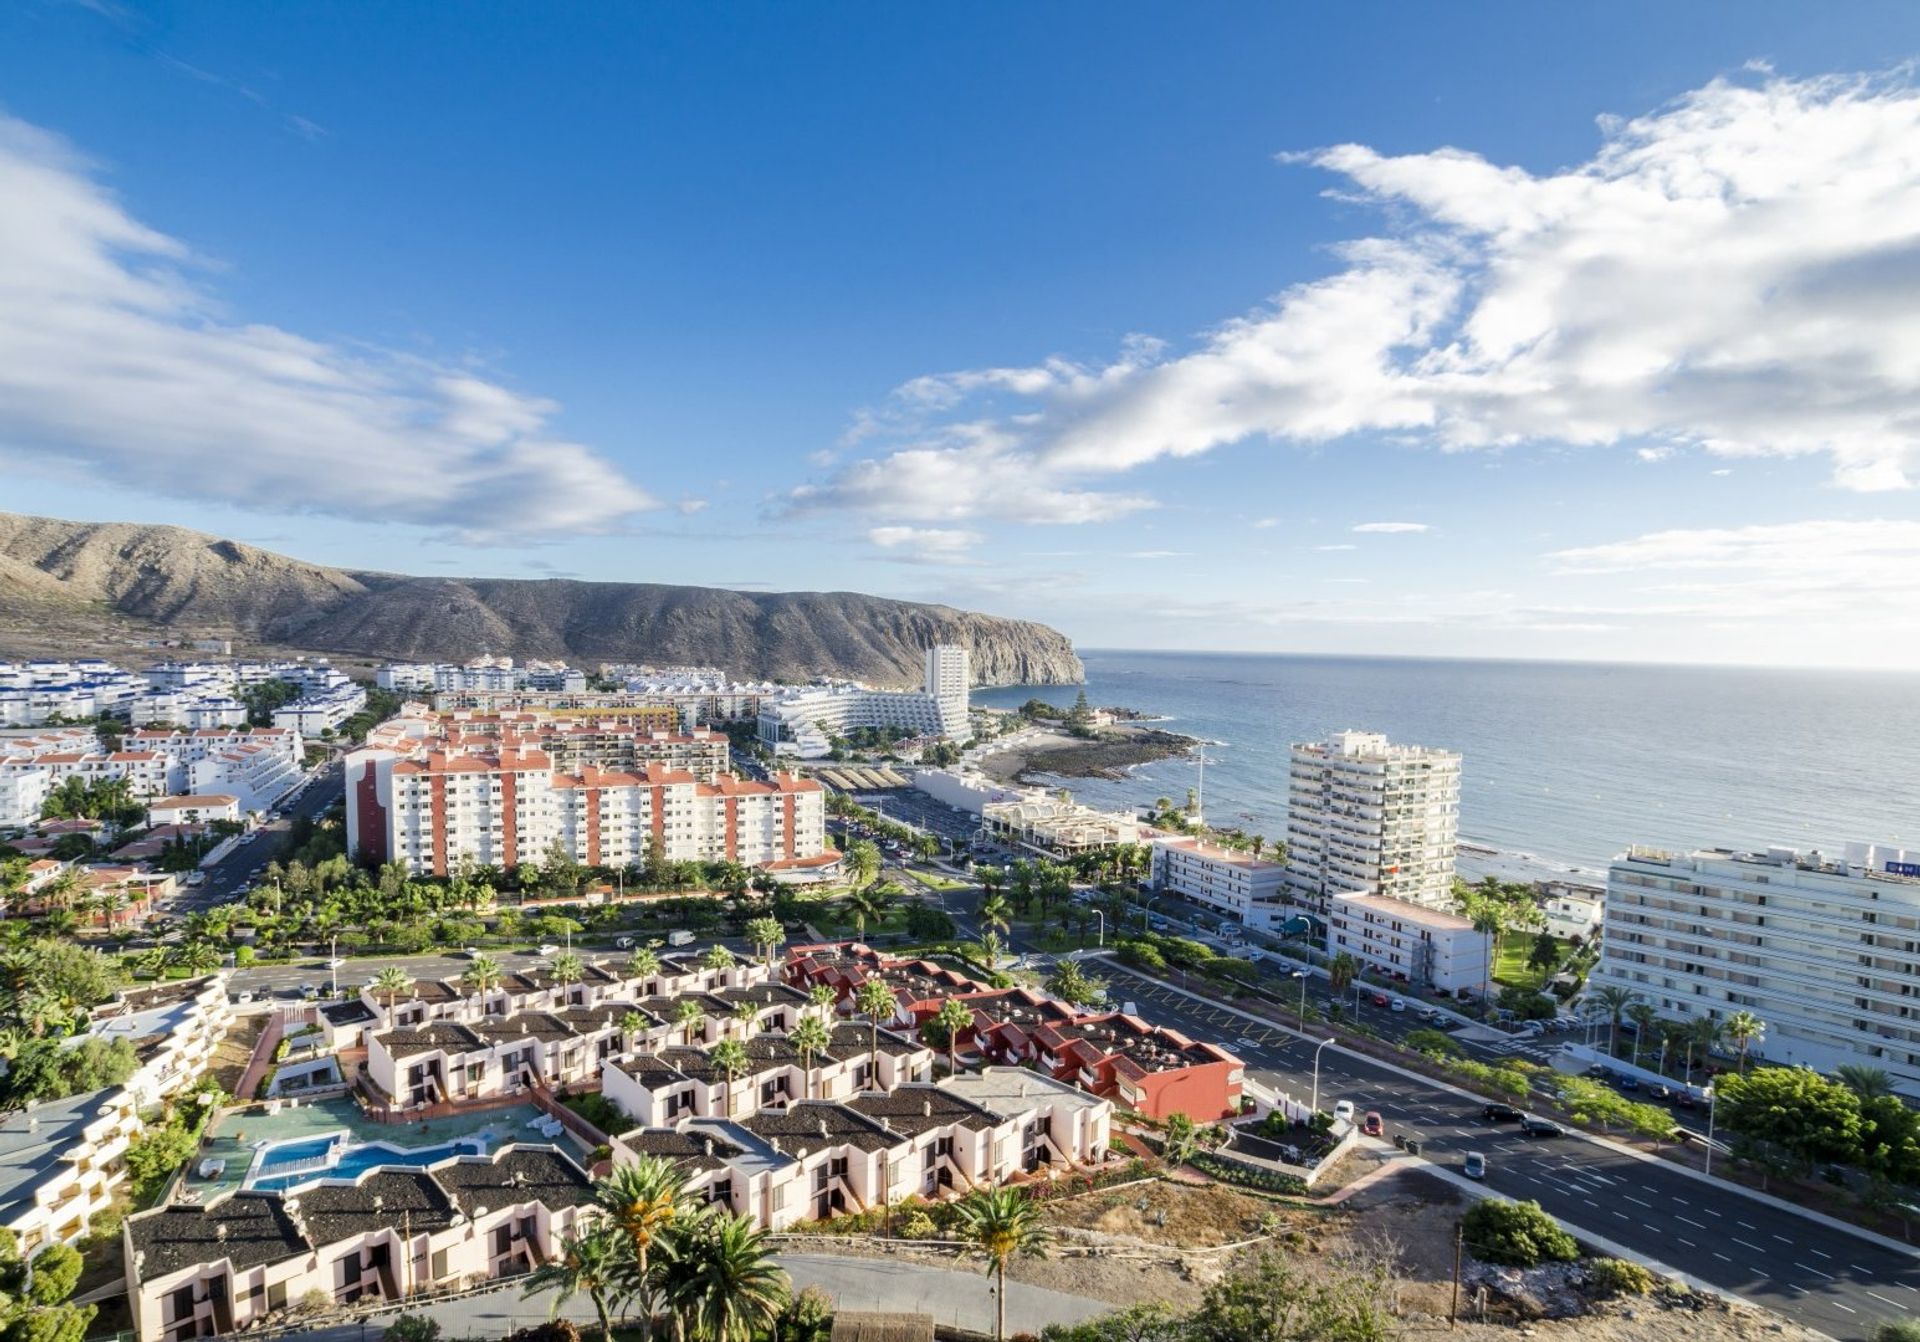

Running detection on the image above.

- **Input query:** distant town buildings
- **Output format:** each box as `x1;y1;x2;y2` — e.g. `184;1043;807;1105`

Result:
1284;730;1461;913
0;657;356;732
1538;876;1606;941
375;656;587;695
0;725;303;825
1592;842;1920;1095
757;645;971;758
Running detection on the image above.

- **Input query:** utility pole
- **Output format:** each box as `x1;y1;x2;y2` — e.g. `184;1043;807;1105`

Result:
1450;1224;1464;1327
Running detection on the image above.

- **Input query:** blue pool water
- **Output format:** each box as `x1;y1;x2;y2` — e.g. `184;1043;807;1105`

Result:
249;1136;485;1193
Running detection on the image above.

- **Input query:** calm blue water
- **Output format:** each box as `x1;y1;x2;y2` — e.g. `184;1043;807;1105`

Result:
250;1136;483;1192
975;651;1920;876
256;1136;336;1171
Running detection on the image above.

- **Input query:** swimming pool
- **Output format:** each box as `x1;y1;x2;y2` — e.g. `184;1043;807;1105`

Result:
247;1134;487;1193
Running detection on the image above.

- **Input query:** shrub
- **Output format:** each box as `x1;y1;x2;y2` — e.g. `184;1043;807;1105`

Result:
1586;1257;1654;1297
1188;1151;1307;1195
1405;1028;1462;1058
1117;939;1166;973
781;1285;834;1342
1875;1323;1920;1342
1460;1198;1578;1267
897;1208;938;1239
383;1317;442;1342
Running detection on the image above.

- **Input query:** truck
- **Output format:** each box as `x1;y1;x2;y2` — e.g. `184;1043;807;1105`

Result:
667;930;696;948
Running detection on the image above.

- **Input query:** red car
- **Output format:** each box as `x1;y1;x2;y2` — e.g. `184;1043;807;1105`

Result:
1370;992;1390;1008
1361;1111;1385;1137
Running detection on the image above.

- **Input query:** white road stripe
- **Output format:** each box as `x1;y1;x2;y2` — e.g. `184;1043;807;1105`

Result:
1738;1220;1757;1230
1732;1238;1762;1251
1714;1252;1732;1262
1869;1292;1902;1308
1772;1235;1792;1245
1794;1263;1833;1281
1851;1264;1874;1276
1677;1238;1695;1248
1676;1216;1707;1230
1834;1303;1857;1315
1808;1249;1831;1259
1625;1196;1652;1209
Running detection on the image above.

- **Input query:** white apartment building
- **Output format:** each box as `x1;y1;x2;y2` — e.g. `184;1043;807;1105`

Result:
376;659;585;694
1285;730;1461;912
0;659;142;725
1539;878;1605;941
1151;835;1288;926
345;747;829;878
0;767;50;828
1327;891;1490;994
757;645;971;758
272;683;367;736
1592;842;1920;1094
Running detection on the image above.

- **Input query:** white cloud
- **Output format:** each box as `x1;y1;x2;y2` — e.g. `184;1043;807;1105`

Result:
865;525;984;563
1636;447;1673;463
1711;468;1734;476
1313;543;1358;551
0;115;656;536
807;68;1920;522
1125;550;1186;559
1352;521;1430;534
674;498;711;516
1252;517;1279;529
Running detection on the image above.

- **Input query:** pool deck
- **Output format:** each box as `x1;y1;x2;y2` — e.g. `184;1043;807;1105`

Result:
184;1097;561;1203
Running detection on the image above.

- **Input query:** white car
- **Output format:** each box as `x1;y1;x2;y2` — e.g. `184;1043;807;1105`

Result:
1333;1100;1357;1124
1389;998;1407;1013
327;958;346;969
537;944;560;957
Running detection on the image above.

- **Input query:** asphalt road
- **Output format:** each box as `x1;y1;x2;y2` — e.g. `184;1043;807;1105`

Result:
910;865;1920;1340
162;760;345;915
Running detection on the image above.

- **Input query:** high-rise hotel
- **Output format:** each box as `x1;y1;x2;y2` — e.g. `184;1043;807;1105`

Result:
1284;729;1461;912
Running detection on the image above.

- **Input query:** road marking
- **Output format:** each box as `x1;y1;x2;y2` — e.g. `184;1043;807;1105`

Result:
1611;1212;1630;1221
1582;1198;1598;1209
1772;1235;1792;1245
1851;1264;1874;1276
1625;1196;1652;1209
1869;1292;1903;1309
1731;1238;1763;1252
1737;1220;1757;1230
1713;1252;1731;1262
1808;1249;1830;1259
1792;1263;1833;1281
1833;1303;1857;1315
1676;1215;1707;1229
1672;1196;1689;1206
1677;1237;1695;1248
1704;1208;1723;1218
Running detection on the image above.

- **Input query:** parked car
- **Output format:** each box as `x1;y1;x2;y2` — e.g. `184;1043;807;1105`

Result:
1615;1074;1640;1092
1482;1103;1523;1123
536;944;560;957
1244;948;1269;963
1369;992;1390;1008
1388;998;1407;1013
1361;1111;1385;1137
1646;1083;1675;1102
1463;1152;1488;1179
1333;1100;1357;1124
1416;1006;1441;1022
1520;1116;1566;1138
615;935;635;949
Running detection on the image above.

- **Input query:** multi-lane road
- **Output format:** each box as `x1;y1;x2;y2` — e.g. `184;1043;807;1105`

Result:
160;760;345;916
906;865;1920;1340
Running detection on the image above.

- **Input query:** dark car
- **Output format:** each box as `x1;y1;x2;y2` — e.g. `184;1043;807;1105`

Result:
1674;1091;1699;1110
1645;1083;1675;1102
1482;1103;1524;1123
1615;1074;1640;1092
1520;1116;1566;1138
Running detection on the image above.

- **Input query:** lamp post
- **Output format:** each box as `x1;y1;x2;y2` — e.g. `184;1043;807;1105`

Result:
1093;910;1105;949
329;934;339;997
1291;969;1309;1023
1703;1085;1718;1175
1311;1036;1337;1116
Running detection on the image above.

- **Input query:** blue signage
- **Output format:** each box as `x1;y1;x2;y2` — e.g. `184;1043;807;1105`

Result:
1887;861;1920;878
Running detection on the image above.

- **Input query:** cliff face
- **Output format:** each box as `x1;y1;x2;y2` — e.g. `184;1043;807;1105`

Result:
0;512;1082;687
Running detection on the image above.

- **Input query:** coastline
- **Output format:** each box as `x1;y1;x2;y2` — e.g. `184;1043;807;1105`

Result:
973;721;1197;786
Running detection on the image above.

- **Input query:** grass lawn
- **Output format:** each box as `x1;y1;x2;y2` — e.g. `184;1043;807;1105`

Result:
908;870;971;892
1491;930;1572;990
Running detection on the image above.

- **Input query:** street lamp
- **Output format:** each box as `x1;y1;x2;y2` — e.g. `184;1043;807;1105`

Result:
1093;909;1105;948
1310;1036;1337;1115
329;934;339;996
1703;1085;1718;1175
1291;969;1309;1022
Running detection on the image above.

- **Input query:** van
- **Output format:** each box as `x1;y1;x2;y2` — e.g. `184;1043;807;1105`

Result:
667;930;696;947
1333;1100;1356;1124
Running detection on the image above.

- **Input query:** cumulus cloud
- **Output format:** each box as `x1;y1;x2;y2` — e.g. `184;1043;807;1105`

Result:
802;67;1920;525
1352;521;1430;534
865;525;984;563
0;115;656;536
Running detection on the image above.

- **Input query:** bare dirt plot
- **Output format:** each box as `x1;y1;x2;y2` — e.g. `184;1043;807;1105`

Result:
206;1008;267;1095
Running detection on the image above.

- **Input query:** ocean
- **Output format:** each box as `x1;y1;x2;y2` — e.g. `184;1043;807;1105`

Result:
972;650;1920;881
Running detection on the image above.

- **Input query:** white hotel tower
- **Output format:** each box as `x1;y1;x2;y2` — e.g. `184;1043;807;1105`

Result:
1284;729;1461;912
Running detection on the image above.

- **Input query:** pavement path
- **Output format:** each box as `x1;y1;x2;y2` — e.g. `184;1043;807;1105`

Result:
285;1251;1104;1341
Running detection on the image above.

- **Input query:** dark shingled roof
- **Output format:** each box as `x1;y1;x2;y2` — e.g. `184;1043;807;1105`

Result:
619;1127;749;1174
557;1003;649;1034
376;1021;483;1058
743;1101;897;1156
830;1022;923;1058
433;1146;594;1215
471;1012;578;1044
294;1169;461;1244
321;999;379;1027
711;983;809;1009
127;1194;307;1282
847;1086;1000;1136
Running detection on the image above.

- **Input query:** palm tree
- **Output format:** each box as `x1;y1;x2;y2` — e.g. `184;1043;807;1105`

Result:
594;1158;691;1342
658;1211;790;1342
975;930;1004;973
1683;1014;1720;1077
1625;1003;1661;1068
674;998;707;1047
934;997;974;1076
730;1000;762;1040
978;892;1012;940
522;1223;628;1340
1722;1011;1766;1074
1589;985;1639;1056
1837;1064;1896;1100
710;1038;751;1119
619;1009;648;1052
790;1012;832;1101
1328;951;1359;1001
627;946;661;987
550;951;585;998
743;916;784;968
806;983;838;1018
1468;899;1504;1003
174;941;221;976
978;865;1005;903
842;883;894;940
845;839;881;895
955;1185;1049;1342
855;977;896;1089
371;965;413;1020
701;944;737;973
461;951;504;1001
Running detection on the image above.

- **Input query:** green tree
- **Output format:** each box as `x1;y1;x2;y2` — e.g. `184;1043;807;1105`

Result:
1045;959;1107;1008
1460;1198;1577;1268
844;839;881;895
627;947;661;984
24;1242;83;1306
593;1156;691;1342
841;883;894;940
674;998;707;1046
956;1185;1050;1342
371;965;413;1019
1587;985;1639;1054
549;951;585;995
1625;1002;1661;1068
382;1315;442;1342
1717;1066;1863;1172
790;1013;832;1101
854;977;896;1087
658;1211;789;1342
1837;1064;1897;1101
1327;952;1358;1000
460;952;504;999
1161;1112;1198;1167
1722;1010;1767;1073
522;1224;627;1340
701;944;737;973
933;996;974;1076
744;916;785;967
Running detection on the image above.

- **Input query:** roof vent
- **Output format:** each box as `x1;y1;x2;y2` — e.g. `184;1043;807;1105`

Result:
215;1224;228;1242
703;1137;714;1156
817;1117;830;1137
373;1196;384;1214
922;1098;932;1118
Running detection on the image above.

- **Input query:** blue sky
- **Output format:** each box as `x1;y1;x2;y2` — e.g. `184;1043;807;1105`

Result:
5;2;1920;667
